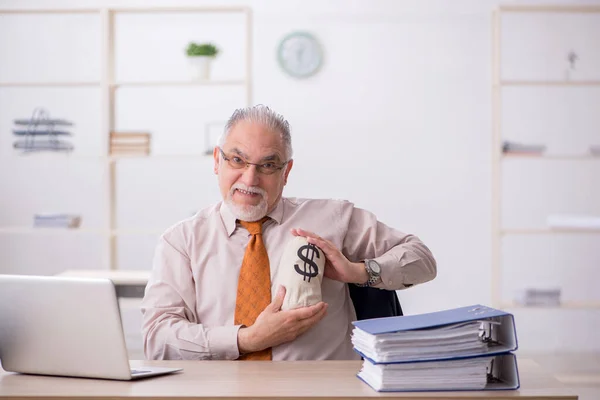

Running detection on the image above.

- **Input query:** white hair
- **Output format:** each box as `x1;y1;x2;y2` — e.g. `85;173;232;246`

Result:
218;104;293;160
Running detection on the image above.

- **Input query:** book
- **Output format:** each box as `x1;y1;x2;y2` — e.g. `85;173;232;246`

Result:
34;214;81;228
352;304;517;363
358;353;520;392
547;214;600;230
109;132;151;156
502;140;546;154
514;287;561;306
352;305;520;392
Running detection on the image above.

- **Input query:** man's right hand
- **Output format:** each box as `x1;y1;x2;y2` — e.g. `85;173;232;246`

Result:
237;285;328;354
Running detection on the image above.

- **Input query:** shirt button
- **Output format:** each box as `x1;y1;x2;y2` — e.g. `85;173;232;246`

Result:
388;280;393;285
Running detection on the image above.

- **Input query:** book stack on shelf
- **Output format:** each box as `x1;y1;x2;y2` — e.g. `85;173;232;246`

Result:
12;108;74;153
33;213;81;228
109;132;151;157
351;305;520;392
502;140;546;155
547;214;600;230
514;287;561;307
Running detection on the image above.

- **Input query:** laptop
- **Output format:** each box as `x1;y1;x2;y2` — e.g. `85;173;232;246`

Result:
0;274;182;380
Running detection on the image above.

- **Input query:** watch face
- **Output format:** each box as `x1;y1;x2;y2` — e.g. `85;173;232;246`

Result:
368;260;381;275
277;32;323;78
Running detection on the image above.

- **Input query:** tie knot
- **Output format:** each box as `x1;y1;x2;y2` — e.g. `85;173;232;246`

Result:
239;217;269;235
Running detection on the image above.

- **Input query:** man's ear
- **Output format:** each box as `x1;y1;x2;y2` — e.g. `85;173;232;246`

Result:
213;147;220;175
283;159;293;185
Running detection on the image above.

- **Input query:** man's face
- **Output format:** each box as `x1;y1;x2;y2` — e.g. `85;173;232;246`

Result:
214;120;293;221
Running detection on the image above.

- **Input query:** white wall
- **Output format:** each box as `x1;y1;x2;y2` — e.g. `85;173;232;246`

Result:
1;0;600;353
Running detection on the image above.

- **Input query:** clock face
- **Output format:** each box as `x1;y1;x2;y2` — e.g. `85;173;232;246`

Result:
277;32;323;78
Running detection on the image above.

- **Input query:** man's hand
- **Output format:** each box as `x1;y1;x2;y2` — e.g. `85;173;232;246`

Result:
237;285;328;354
291;228;369;284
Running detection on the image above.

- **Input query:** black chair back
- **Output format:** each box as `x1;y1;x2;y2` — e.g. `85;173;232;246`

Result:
348;285;403;320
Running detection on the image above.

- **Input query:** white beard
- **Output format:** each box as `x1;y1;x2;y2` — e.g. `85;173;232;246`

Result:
225;183;269;222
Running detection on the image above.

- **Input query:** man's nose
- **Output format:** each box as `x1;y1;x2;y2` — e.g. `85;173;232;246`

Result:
239;164;260;186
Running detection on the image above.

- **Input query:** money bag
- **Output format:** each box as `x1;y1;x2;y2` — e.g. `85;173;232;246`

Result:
278;236;325;311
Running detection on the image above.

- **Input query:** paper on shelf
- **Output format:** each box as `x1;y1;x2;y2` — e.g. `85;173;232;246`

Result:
546;214;600;229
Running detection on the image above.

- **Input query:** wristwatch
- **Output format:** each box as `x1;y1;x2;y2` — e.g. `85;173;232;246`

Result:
356;259;382;287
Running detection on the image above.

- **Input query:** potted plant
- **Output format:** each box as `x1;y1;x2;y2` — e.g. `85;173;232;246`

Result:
186;42;219;80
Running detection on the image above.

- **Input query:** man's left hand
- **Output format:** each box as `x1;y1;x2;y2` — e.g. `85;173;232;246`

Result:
291;228;369;284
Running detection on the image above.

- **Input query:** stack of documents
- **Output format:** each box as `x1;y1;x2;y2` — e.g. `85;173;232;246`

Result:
352;305;520;392
501;140;546;154
34;214;81;228
546;214;600;230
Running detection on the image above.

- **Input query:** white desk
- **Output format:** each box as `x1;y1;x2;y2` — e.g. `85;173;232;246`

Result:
0;359;579;400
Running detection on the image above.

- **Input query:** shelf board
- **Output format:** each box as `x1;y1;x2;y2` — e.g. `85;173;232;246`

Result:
0;227;108;234
498;5;600;13
0;9;100;14
502;153;600;160
108;154;209;162
112;80;246;88
499;80;600;87
4;154;105;161
0;227;166;236
0;6;250;14
110;229;164;236
2;154;210;162
500;301;600;310
0;82;101;87
111;6;250;13
502;228;600;235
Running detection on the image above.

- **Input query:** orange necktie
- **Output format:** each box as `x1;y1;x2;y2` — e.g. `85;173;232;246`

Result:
235;217;272;360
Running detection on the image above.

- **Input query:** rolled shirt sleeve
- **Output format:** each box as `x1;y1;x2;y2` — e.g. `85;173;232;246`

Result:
141;234;241;360
339;201;437;290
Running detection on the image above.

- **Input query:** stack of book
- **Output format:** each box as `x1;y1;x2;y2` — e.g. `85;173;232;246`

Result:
109;132;151;156
514;287;561;307
351;305;519;392
502;140;546;155
34;214;81;228
547;214;600;230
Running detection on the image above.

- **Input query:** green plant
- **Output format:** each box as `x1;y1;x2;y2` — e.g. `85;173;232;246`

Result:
186;42;219;57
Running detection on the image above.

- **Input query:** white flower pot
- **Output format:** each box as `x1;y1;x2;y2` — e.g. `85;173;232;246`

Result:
188;56;213;80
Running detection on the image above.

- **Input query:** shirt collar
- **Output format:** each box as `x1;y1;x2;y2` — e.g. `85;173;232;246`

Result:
220;198;285;237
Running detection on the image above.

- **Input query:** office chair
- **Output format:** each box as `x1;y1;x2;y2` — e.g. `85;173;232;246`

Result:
348;285;403;320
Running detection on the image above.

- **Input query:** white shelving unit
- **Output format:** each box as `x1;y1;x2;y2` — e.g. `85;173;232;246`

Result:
491;5;600;310
0;6;253;271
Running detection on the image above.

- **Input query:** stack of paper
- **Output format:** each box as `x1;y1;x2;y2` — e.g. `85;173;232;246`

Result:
359;356;494;391
514;287;561;306
109;132;151;156
352;304;520;392
502;140;546;154
547;214;600;230
34;214;81;228
353;320;487;363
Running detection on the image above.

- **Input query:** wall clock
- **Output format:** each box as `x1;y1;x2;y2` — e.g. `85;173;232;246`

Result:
277;31;323;78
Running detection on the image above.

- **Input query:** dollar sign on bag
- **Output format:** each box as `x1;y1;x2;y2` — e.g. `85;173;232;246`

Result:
294;244;320;282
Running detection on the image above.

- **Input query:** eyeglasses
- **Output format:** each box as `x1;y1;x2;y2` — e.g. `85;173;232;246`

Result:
218;148;289;175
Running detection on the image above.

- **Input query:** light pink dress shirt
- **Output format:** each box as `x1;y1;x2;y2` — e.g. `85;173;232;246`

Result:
141;197;436;360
